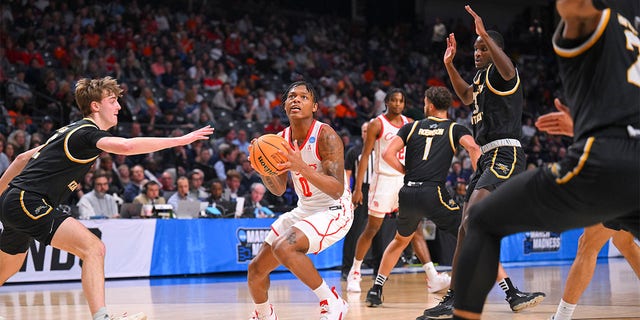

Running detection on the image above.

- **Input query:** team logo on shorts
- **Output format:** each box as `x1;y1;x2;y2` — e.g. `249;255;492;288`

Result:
236;228;270;263
494;162;510;175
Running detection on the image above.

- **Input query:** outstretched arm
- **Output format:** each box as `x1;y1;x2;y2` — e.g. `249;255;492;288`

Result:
97;126;214;155
443;33;474;105
465;5;516;81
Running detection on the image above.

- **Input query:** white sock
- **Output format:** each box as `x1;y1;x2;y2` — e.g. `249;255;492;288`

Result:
255;301;272;316
92;307;109;320
313;280;336;302
351;259;363;273
422;262;438;281
553;299;576;320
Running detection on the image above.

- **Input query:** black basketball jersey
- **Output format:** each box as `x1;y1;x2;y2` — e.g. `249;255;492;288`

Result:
553;1;640;141
397;116;472;183
471;64;524;145
11;119;111;205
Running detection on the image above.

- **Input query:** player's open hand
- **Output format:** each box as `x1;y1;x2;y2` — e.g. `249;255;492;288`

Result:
535;98;574;137
183;126;214;144
465;5;487;37
444;33;457;64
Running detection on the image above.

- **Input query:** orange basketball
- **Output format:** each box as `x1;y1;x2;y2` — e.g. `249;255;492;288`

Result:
250;134;288;176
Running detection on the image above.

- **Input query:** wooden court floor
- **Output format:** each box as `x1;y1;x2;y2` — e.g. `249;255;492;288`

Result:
0;258;638;319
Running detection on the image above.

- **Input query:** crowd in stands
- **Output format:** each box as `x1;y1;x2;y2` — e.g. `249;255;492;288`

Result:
0;0;572;218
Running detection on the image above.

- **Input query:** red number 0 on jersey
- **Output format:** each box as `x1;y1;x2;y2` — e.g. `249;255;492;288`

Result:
299;177;313;197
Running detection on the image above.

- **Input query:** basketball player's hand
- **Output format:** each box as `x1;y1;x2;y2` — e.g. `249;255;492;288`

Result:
535;98;574;137
465;5;488;37
276;140;305;173
352;188;363;206
183;125;214;144
444;33;457;64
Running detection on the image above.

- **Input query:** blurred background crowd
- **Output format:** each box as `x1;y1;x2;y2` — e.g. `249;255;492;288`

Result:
0;0;571;218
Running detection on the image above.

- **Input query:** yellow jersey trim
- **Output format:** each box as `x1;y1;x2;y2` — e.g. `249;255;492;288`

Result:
490;146;517;179
485;64;521;96
20;191;53;220
437;186;460;211
64;124;100;164
556;137;594;184
554;9;610;58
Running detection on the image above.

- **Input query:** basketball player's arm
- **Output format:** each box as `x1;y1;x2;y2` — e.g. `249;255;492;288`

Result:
556;0;601;39
382;136;405;175
96;126;214;155
465;5;516;81
459;135;481;171
352;118;380;204
314;128;346;199
260;173;288;196
0;145;44;195
444;33;474;105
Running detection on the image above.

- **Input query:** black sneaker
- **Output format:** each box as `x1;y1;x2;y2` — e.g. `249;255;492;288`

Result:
417;290;454;319
506;288;546;312
365;285;383;307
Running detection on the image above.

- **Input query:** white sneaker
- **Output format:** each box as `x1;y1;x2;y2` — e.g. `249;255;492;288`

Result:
111;312;147;320
249;304;278;320
319;287;349;320
346;270;362;292
427;272;451;293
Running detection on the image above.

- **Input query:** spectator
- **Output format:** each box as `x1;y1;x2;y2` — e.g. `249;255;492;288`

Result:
76;170;120;219
188;169;209;201
0;140;10;175
241;182;273;218
122;164;148;203
167;176;199;210
213;144;239;181
159;168;177;198
212;82;237;111
204;179;234;217
132;180;167;215
221;169;244;202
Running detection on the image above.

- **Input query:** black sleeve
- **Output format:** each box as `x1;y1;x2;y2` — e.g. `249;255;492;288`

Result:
396;121;415;144
592;0;639;21
67;126;112;159
345;146;359;171
452;123;472;150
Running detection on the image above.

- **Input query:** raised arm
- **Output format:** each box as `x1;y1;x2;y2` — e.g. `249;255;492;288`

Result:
556;0;601;39
465;5;516;81
443;33;474;105
97;126;213;155
382;136;405;174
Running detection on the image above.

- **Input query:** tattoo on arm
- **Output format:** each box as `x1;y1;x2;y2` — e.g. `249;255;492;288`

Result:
319;129;344;181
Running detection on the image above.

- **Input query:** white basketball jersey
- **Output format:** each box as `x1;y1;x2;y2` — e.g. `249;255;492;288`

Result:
281;120;351;212
373;114;409;176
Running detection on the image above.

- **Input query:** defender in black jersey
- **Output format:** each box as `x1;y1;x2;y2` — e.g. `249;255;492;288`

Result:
0;77;213;320
452;1;640;319
364;87;481;308
421;6;545;320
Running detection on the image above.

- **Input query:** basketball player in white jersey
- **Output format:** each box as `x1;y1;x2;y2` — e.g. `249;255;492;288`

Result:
347;88;451;294
247;81;353;320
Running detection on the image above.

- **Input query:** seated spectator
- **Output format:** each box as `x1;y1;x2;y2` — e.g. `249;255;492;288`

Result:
133;181;167;206
167;176;199;210
76;171;120;219
159;168;177;198
192;147;217;183
0;140;10;176
221;169;245;202
188;169;209;200
263;116;285;134
212;82;237;111
214;144;239;181
233;129;251;155
204;179;235;217
241;183;274;218
122;164;148;203
238;157;261;193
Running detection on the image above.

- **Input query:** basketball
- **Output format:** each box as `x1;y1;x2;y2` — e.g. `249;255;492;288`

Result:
250;134;288;176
